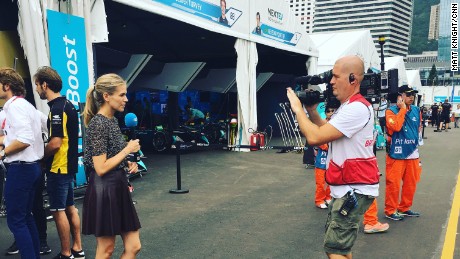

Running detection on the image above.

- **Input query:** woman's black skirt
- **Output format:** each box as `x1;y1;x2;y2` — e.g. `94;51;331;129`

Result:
82;168;141;237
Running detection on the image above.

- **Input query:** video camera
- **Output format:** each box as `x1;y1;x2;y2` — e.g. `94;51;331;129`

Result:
294;69;399;107
294;70;334;106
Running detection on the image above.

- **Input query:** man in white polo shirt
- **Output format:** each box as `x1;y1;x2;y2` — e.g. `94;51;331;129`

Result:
0;67;44;258
287;56;379;258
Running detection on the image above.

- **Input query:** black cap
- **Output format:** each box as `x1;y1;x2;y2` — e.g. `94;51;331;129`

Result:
398;85;418;94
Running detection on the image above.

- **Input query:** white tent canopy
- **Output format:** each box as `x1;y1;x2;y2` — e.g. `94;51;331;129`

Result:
417;86;456;105
310;30;380;74
406;70;422;89
384;56;408;87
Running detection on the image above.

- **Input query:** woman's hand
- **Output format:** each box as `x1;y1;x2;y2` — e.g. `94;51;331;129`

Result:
126;139;141;153
127;161;138;174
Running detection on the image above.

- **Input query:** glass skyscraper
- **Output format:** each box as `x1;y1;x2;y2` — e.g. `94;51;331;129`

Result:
438;0;457;61
288;0;315;34
313;0;413;57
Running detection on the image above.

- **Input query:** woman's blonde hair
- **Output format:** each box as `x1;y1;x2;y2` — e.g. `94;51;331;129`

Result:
83;73;125;126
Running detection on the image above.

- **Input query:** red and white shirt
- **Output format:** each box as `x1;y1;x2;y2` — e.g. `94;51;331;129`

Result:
327;96;379;198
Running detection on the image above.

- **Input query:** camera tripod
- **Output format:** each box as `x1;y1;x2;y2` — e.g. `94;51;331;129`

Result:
275;102;303;151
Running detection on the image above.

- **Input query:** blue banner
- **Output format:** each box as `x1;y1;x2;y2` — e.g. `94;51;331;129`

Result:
434;96;447;103
154;0;242;27
253;24;301;46
434;95;460;103
47;9;89;187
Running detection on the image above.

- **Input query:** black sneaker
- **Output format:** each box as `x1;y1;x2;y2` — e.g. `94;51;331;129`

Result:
399;210;421;217
40;243;52;255
53;253;74;259
71;249;85;259
385;212;404;221
0;208;6;217
5;242;19;255
305;164;315;169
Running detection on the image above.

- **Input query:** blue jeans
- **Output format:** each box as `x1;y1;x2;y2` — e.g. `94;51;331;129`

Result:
33;171;48;244
5;162;41;259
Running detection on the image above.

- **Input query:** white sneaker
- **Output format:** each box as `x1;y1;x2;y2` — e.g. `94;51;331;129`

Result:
325;199;332;205
316;203;327;209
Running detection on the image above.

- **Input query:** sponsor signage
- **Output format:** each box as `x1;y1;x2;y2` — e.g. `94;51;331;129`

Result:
154;0;242;27
113;0;318;56
47;9;89;186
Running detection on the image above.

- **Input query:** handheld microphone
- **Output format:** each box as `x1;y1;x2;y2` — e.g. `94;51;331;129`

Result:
124;113;140;163
124;113;138;139
124;112;138;128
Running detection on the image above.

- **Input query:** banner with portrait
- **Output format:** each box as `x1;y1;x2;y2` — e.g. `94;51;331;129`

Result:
112;0;317;57
114;0;250;40
248;0;317;56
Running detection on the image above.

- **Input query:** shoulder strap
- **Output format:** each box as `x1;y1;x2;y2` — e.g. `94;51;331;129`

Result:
349;95;372;129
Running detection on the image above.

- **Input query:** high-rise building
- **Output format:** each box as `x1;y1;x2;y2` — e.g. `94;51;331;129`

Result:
288;0;315;34
428;4;440;40
313;0;413;57
438;0;456;62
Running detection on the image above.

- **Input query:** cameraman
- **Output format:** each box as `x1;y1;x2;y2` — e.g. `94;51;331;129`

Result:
287;56;379;258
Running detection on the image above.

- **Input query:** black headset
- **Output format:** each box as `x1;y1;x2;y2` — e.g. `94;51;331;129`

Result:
349;73;355;83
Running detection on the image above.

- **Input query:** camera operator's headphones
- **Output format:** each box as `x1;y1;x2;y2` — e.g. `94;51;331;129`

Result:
349;73;355;83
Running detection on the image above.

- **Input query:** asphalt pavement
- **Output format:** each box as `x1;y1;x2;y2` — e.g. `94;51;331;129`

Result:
0;125;459;259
